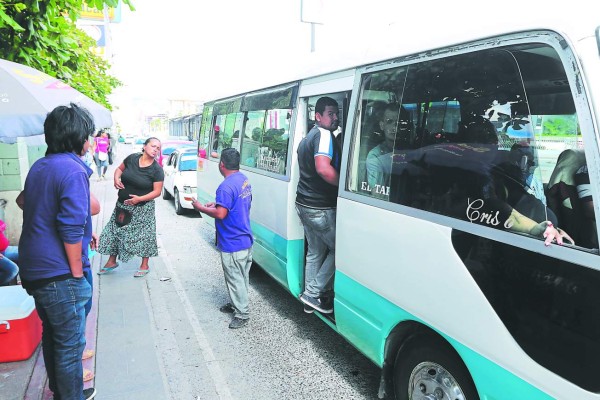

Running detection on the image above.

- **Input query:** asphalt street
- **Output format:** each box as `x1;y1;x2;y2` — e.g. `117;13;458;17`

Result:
91;143;381;400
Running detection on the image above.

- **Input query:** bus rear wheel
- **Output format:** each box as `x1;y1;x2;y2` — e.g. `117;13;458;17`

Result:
393;334;479;400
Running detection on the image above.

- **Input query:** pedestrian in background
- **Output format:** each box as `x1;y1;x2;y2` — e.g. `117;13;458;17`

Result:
17;103;97;400
97;137;164;278
107;132;117;165
93;130;110;180
295;96;341;314
191;148;253;329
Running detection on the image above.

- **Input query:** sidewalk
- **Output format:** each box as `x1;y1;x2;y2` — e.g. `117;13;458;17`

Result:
0;153;169;399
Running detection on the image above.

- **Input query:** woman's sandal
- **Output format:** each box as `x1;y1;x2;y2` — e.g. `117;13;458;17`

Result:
83;368;94;382
97;263;119;275
82;349;95;360
133;268;149;278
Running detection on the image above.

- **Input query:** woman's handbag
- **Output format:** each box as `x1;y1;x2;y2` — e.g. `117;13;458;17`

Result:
115;205;132;227
98;151;108;162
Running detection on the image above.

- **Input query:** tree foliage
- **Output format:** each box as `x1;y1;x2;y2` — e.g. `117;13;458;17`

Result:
0;0;134;110
542;116;578;136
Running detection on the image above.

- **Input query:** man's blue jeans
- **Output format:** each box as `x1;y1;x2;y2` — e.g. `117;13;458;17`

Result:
0;245;19;285
295;205;336;298
30;277;91;400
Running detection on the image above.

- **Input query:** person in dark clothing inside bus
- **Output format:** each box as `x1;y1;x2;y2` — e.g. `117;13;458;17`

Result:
295;96;341;314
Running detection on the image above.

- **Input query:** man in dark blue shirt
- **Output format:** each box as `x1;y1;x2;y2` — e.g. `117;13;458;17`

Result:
18;103;97;400
295;96;341;314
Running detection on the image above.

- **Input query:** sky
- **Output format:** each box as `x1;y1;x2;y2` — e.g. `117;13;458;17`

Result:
106;0;329;132
106;0;414;100
110;1;313;100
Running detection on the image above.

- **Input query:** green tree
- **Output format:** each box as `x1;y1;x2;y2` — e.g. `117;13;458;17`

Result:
542;115;578;136
0;0;134;109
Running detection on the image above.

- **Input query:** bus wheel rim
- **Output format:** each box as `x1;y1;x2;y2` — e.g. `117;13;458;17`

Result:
408;361;466;400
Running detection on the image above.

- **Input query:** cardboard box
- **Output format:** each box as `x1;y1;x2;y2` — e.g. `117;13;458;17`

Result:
0;285;42;362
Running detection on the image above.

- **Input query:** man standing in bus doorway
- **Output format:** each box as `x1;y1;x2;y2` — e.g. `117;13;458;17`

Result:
191;148;254;329
295;96;341;314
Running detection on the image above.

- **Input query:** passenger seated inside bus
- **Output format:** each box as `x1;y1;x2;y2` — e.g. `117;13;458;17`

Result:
210;125;220;158
458;114;499;145
365;103;412;198
508;142;546;205
356;101;385;194
460;118;571;244
421;115;571;244
546;148;587;244
490;160;558;228
574;164;598;248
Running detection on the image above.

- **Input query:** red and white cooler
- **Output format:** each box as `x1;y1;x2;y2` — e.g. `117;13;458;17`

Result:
0;285;42;362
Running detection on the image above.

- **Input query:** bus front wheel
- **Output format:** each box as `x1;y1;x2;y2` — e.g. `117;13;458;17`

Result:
393;334;479;400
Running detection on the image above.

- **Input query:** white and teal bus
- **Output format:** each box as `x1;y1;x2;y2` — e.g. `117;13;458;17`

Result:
194;11;600;400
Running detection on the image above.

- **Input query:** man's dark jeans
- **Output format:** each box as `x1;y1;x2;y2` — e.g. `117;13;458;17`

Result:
31;277;91;400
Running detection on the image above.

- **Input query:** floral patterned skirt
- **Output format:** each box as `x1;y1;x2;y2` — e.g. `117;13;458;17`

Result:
98;201;158;261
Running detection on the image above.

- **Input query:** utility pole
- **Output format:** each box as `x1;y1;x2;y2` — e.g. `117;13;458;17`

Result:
301;0;324;53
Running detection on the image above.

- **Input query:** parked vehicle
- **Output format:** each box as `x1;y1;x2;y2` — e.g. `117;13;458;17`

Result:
123;135;135;144
162;147;197;215
158;139;195;166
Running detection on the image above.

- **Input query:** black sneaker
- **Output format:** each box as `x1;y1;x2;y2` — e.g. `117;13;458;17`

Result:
300;294;333;314
84;388;97;399
303;304;314;314
228;317;249;329
219;303;235;313
321;296;334;310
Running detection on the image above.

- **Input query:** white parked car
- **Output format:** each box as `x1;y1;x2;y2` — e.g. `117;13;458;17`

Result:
123;135;135;144
162;147;198;215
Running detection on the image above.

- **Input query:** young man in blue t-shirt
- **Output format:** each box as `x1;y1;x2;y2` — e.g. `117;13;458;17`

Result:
192;148;253;329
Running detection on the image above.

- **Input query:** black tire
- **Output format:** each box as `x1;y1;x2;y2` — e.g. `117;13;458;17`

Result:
162;187;172;200
393;334;479;400
174;189;184;215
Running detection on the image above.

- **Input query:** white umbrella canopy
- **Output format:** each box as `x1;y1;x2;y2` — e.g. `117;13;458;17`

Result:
0;57;113;143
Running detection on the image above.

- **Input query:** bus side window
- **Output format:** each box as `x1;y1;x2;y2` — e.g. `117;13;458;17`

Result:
349;68;408;200
198;105;213;158
240;110;265;169
347;45;597;247
240;109;291;175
